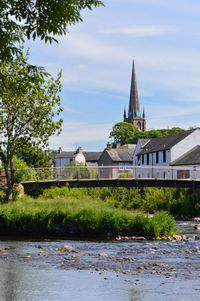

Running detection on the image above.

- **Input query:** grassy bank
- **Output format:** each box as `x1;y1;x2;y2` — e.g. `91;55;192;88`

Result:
80;187;200;218
0;187;177;238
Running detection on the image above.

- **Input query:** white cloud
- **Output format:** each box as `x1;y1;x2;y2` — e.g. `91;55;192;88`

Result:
99;25;177;36
49;122;112;150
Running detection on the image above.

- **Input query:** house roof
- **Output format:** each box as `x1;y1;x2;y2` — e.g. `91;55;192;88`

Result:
50;151;102;162
139;139;150;147
83;152;102;162
106;147;135;162
171;145;200;166
137;129;196;155
53;151;76;159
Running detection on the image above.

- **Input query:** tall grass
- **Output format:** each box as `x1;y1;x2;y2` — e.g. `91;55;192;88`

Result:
0;187;177;237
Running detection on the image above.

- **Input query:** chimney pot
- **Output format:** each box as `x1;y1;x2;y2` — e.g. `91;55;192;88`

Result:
107;142;112;150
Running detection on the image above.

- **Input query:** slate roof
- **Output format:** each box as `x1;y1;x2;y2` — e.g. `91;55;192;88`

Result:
171;145;200;166
53;151;76;159
50;151;102;162
139;139;150;147
137;129;195;155
83;152;102;162
106;148;135;162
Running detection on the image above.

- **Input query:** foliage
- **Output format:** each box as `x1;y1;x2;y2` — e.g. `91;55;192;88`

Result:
119;172;133;178
13;156;37;183
0;0;104;60
15;143;52;168
0;191;177;238
109;122;184;145
0;49;63;200
109;122;139;145
170;191;200;217
59;161;98;180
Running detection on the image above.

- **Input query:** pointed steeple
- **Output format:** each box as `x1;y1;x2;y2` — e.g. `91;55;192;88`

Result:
123;107;126;121
128;60;140;118
143;107;145;118
123;60;146;131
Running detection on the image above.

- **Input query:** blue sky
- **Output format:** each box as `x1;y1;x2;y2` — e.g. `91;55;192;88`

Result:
26;0;200;151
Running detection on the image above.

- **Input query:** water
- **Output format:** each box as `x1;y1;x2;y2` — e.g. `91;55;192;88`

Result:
0;221;199;301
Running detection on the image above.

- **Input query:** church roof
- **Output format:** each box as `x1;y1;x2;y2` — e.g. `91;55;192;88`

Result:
137;129;196;155
171;145;200;166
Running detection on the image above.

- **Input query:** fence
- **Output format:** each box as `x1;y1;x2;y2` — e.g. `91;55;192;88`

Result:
14;165;200;183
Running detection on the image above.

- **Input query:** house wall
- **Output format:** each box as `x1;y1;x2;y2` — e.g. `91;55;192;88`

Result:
98;151;132;179
75;153;86;164
171;129;200;162
133;139;171;178
133;129;200;179
54;157;73;168
98;151;113;178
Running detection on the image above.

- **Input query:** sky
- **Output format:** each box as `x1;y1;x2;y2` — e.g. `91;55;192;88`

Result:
25;0;200;151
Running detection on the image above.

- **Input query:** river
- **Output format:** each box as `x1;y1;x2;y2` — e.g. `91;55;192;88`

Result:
0;221;199;301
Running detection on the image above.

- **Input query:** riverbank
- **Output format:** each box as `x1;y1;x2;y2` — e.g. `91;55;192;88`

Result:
0;188;177;238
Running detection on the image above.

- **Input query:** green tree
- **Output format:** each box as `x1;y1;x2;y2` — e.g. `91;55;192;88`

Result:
0;0;104;60
0;49;63;201
110;122;184;145
16;143;52;168
13;156;37;183
109;122;139;145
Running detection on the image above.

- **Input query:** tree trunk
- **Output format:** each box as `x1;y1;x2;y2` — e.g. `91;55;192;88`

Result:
5;165;13;201
10;157;15;185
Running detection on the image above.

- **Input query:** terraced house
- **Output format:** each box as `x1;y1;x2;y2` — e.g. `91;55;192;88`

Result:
133;128;200;180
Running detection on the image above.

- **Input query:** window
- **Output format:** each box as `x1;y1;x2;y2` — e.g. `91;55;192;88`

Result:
147;154;149;165
177;170;190;179
137;155;140;165
156;152;159;164
119;163;124;171
163;150;166;163
125;163;131;170
142;155;144;164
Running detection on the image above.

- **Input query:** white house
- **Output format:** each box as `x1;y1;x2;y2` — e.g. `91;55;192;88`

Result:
133;128;200;180
53;146;86;167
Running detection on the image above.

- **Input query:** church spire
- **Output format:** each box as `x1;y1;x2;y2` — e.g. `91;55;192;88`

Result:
143;107;145;118
123;60;146;131
123;107;126;121
128;60;140;118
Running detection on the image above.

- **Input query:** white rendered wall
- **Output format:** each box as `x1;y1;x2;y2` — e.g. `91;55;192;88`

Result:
171;129;200;163
75;153;86;164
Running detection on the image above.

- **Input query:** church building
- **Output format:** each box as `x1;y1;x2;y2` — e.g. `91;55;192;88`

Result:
123;61;146;131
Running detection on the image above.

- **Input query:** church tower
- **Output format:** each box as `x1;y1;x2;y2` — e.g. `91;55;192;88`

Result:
123;61;146;131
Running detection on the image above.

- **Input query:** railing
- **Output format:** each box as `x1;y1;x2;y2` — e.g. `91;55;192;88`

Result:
15;165;200;183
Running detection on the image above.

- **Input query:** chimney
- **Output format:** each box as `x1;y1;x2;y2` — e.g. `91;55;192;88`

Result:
58;147;62;154
76;146;83;154
106;142;112;150
116;142;121;149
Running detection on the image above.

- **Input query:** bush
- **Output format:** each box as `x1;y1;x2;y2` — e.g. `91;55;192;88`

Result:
119;173;133;178
0;192;177;238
